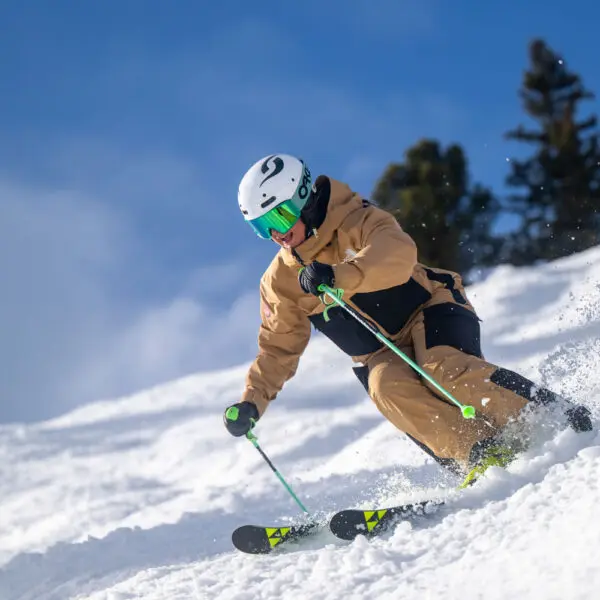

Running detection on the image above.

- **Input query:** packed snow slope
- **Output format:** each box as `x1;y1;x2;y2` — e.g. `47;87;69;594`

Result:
2;248;600;600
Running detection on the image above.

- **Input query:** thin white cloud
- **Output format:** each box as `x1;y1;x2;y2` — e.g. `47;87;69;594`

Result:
0;182;126;421
27;138;206;212
70;291;260;409
0;180;261;423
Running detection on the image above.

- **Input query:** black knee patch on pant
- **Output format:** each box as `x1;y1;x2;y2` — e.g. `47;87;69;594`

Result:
352;365;462;475
422;303;483;358
490;368;558;405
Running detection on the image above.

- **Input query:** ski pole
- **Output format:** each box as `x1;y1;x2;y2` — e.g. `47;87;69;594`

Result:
245;427;310;515
317;284;476;420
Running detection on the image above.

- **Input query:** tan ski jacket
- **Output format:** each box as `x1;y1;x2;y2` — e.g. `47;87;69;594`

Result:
242;176;473;415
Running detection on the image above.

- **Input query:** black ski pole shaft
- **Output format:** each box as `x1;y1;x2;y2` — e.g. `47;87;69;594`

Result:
246;430;310;515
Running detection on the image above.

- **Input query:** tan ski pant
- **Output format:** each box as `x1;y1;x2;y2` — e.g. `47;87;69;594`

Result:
364;309;529;468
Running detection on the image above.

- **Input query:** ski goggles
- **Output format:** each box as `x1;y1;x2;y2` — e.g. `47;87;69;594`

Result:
247;199;303;240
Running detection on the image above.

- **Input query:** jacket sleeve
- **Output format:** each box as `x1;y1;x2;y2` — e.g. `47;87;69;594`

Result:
333;205;418;295
242;278;312;416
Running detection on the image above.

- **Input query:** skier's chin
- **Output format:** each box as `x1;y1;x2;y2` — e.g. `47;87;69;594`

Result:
272;223;305;249
279;235;296;249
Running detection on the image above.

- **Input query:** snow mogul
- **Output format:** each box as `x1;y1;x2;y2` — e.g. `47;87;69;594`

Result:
223;153;593;487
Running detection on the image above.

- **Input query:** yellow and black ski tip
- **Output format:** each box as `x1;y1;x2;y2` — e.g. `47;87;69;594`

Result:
329;500;441;541
232;522;319;554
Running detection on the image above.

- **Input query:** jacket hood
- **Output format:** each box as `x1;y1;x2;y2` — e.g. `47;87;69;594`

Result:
281;176;364;266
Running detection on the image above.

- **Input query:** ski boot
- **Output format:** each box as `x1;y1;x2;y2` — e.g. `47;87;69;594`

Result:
458;440;518;489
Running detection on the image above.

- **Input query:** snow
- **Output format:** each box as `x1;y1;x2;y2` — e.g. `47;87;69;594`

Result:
2;247;600;600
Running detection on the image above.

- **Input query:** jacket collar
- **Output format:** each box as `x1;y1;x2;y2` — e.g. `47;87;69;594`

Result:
280;176;361;267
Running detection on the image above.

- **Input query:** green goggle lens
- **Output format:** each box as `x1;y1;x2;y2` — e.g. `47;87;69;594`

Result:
248;200;302;239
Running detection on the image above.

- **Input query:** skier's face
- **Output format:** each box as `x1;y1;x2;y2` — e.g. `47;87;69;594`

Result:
271;219;307;249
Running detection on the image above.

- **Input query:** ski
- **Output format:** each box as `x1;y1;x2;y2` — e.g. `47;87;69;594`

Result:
232;499;445;553
231;522;320;554
329;499;444;541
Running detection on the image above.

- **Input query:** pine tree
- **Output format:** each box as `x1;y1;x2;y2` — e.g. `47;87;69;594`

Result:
372;139;501;276
505;38;600;263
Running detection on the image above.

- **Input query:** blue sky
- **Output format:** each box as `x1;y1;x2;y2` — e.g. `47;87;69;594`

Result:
2;0;599;422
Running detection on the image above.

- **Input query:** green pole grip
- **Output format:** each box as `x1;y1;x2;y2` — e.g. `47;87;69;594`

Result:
225;406;239;421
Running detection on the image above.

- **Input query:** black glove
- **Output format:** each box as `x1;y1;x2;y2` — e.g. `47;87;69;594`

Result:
223;402;259;437
299;262;335;296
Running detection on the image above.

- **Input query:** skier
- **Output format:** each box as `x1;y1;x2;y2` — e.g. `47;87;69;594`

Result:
223;153;593;485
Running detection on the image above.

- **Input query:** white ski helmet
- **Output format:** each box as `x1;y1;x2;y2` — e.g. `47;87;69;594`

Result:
238;153;312;239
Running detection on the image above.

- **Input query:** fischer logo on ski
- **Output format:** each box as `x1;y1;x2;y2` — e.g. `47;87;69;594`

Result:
232;522;319;554
363;509;388;532
266;527;292;547
329;500;442;541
